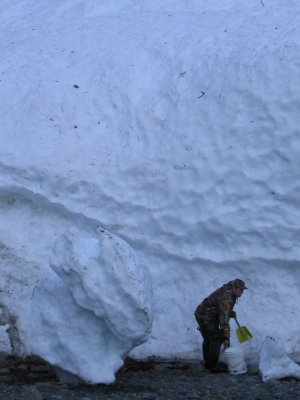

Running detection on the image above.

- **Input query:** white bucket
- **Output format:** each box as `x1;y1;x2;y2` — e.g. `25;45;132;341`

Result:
224;347;247;375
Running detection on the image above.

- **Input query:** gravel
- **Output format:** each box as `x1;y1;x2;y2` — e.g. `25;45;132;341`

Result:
0;356;299;400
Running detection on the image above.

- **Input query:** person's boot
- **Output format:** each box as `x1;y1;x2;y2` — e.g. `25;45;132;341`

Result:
210;362;228;373
202;341;210;369
217;361;228;371
203;362;210;370
207;340;223;372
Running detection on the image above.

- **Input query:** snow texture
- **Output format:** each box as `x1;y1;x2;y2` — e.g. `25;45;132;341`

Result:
1;0;300;382
259;336;300;382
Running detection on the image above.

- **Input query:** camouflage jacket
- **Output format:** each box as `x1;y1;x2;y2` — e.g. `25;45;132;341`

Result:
194;281;237;339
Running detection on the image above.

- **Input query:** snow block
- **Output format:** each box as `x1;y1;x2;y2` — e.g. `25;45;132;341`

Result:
2;231;153;384
259;336;300;382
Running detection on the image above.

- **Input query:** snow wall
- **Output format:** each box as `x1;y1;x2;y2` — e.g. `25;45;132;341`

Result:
1;0;300;379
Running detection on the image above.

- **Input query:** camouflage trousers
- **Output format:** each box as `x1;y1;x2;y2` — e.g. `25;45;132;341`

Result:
195;314;224;369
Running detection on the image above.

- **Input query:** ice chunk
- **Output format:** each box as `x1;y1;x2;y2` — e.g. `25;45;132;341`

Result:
259;336;300;382
2;231;153;384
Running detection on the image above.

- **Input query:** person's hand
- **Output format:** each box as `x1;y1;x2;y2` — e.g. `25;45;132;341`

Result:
230;310;236;318
223;338;230;350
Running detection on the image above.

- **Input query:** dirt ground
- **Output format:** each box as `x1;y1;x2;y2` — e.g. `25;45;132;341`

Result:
0;356;300;400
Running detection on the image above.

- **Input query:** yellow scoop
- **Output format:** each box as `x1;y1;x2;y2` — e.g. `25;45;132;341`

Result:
234;317;253;343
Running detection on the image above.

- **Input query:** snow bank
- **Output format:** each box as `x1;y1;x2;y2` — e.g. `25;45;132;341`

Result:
1;0;300;376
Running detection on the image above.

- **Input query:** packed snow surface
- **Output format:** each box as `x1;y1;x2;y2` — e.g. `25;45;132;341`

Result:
1;0;300;383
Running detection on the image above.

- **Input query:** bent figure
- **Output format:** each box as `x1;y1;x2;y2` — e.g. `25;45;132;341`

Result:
194;279;247;373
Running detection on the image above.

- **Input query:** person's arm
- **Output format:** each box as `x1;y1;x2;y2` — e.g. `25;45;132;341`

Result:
219;300;234;348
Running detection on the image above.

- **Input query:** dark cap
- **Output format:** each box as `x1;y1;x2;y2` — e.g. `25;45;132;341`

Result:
232;279;248;290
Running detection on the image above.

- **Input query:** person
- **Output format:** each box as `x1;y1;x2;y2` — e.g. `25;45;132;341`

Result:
194;278;247;373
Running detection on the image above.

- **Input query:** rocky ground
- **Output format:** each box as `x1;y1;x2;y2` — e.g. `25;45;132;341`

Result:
0;356;299;400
